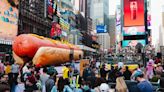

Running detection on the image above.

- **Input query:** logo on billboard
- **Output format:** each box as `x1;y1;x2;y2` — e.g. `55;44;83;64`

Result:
96;25;107;33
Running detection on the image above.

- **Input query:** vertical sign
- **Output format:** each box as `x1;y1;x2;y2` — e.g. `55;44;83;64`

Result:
47;0;54;19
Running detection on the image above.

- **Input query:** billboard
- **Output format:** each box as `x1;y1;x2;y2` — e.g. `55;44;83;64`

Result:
96;25;107;33
47;0;54;19
124;0;144;26
123;26;145;36
122;40;146;47
0;0;19;41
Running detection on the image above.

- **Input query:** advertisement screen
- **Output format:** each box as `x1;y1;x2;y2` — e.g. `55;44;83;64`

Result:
0;0;19;41
122;40;146;47
123;26;145;36
96;25;107;33
124;0;144;26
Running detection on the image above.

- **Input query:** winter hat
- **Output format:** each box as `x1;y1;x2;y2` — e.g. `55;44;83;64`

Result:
133;70;143;78
47;66;56;75
99;83;110;92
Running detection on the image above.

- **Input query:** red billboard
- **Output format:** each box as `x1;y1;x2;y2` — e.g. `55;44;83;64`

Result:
124;0;144;26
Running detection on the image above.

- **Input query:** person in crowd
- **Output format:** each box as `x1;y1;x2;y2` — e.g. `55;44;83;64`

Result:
11;62;19;80
116;67;123;78
131;68;140;81
100;64;108;80
47;66;58;79
137;64;142;72
82;64;92;81
123;66;132;80
81;81;93;92
155;56;161;64
155;63;163;78
22;63;30;74
108;66;115;82
146;60;154;79
58;77;65;92
15;78;25;92
63;78;73;92
0;82;10;92
40;67;49;92
23;65;31;82
4;62;12;91
159;72;164;91
62;64;70;79
36;73;42;91
5;62;11;75
11;62;19;92
140;64;145;72
26;70;37;91
0;60;5;79
134;70;153;92
118;61;124;69
99;83;110;92
46;66;57;92
94;78;106;91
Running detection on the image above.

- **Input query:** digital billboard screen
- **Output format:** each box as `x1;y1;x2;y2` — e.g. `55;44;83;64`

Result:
0;0;19;41
124;0;144;26
96;25;107;33
122;40;146;47
123;26;145;36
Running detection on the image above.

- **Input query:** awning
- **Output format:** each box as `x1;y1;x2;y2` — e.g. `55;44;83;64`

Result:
0;40;12;45
77;45;96;52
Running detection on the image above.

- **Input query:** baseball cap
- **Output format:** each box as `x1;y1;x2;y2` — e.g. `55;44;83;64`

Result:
99;83;110;92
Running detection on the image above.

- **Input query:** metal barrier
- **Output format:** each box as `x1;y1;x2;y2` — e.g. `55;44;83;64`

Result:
107;80;160;92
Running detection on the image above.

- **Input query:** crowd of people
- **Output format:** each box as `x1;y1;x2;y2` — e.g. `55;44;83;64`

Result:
0;57;164;92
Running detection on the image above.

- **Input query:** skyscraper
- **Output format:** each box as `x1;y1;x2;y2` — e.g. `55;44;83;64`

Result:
90;0;110;50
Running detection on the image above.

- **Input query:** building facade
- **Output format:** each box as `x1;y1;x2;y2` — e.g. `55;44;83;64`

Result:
90;0;110;50
97;33;110;50
18;0;51;36
0;0;52;62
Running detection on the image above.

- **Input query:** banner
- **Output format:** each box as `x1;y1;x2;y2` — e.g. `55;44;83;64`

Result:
123;26;145;36
0;0;19;42
124;0;144;26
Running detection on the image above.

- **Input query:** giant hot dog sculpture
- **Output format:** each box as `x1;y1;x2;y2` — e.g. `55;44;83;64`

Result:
12;34;83;66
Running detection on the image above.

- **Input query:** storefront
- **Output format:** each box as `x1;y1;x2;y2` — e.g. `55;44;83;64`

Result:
0;40;12;62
